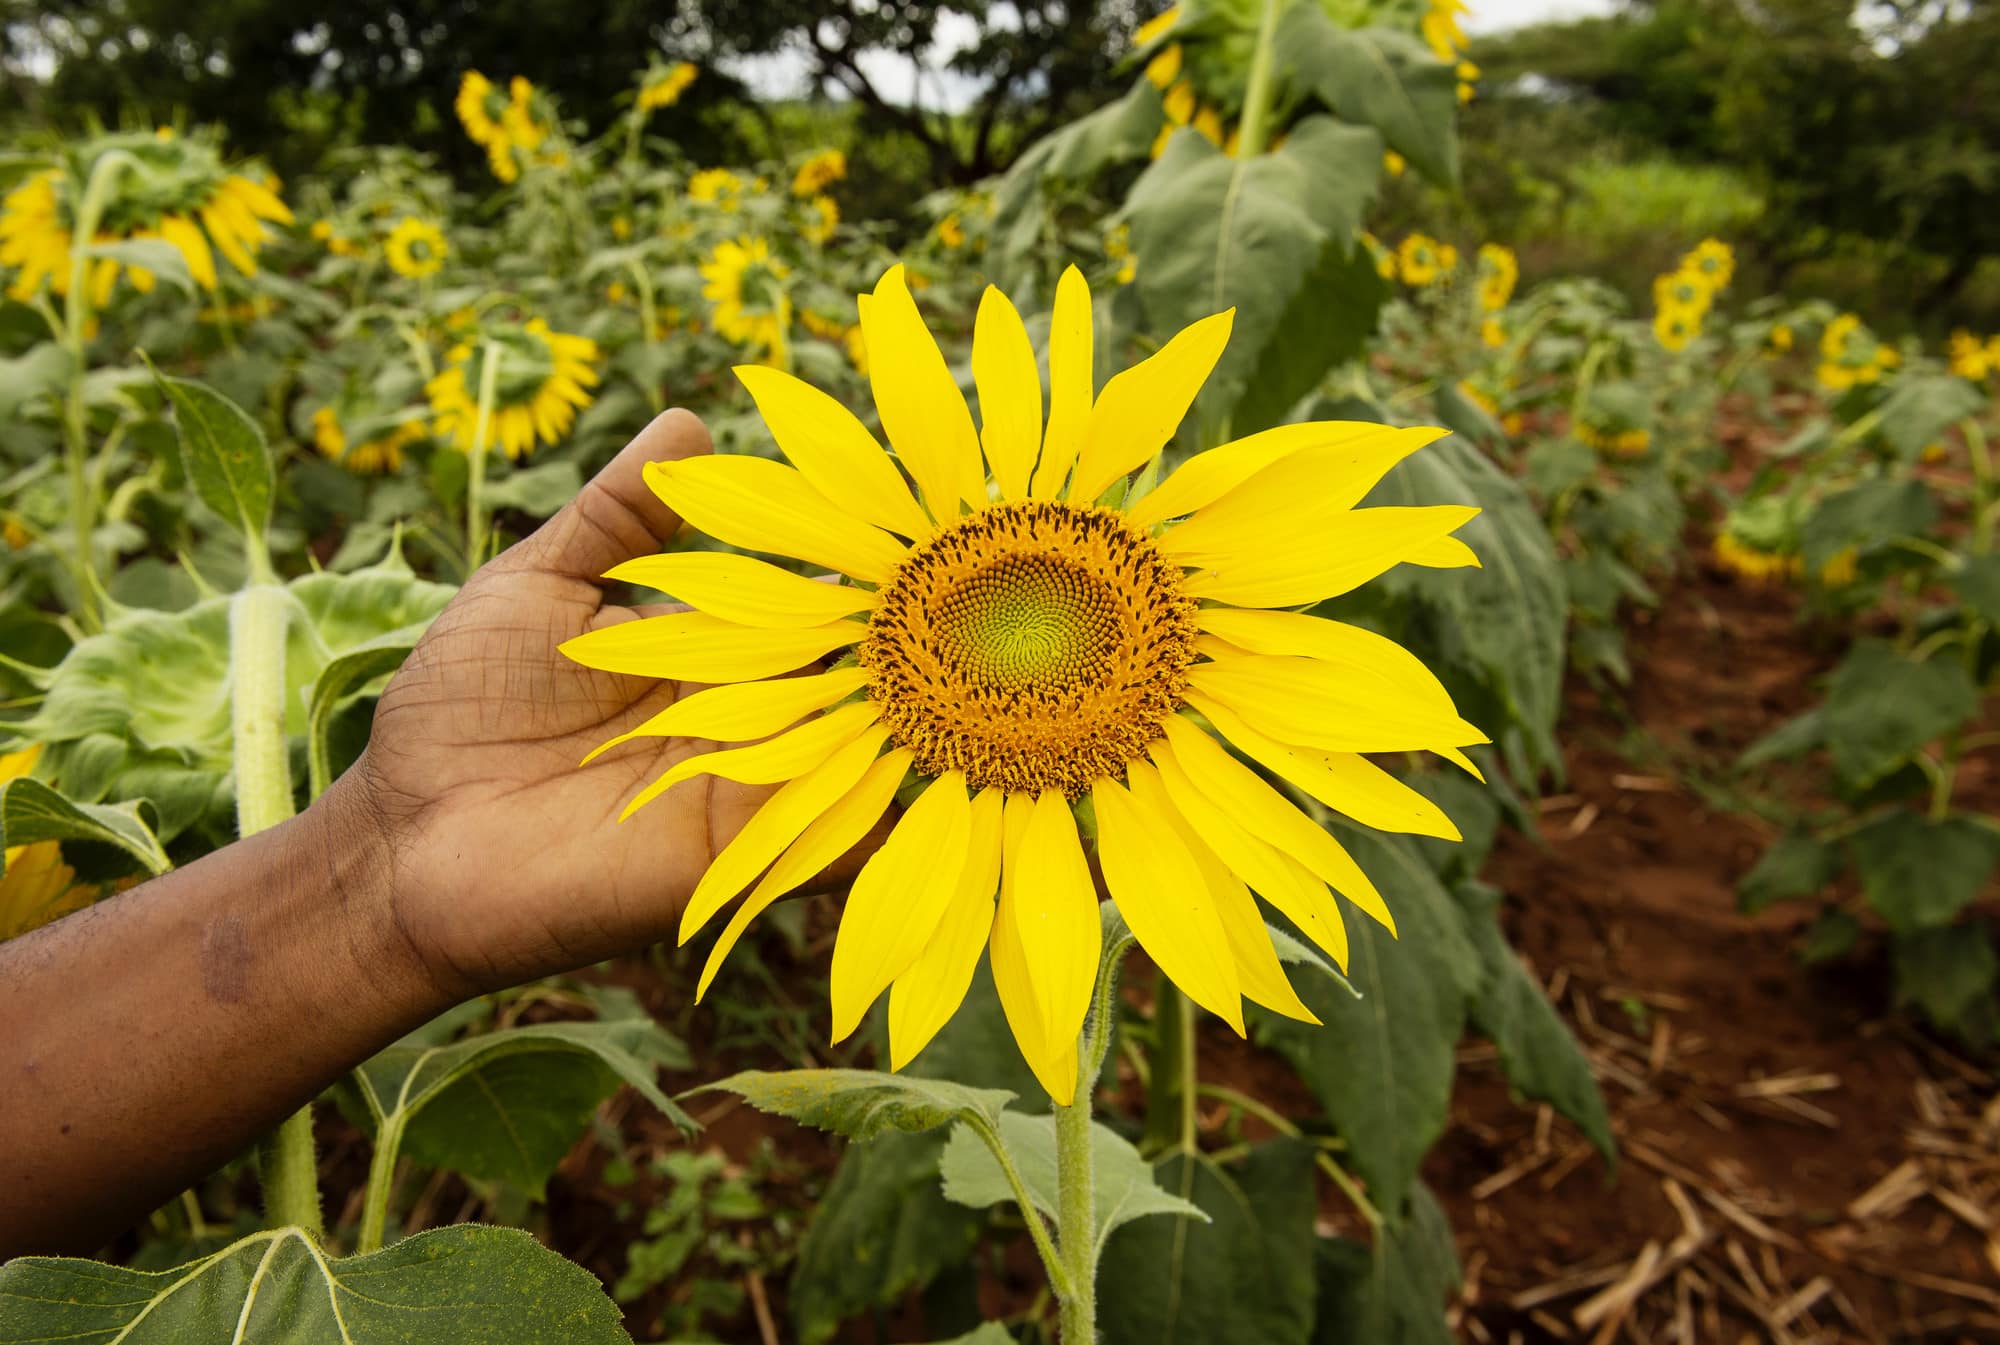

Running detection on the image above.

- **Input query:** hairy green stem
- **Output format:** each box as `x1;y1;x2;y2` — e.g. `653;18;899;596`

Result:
354;1115;407;1254
230;579;322;1237
1053;1085;1097;1343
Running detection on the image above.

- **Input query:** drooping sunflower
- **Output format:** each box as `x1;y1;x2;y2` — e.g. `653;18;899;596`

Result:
701;237;793;357
637;61;699;113
687;168;746;211
561;264;1485;1101
1476;243;1517;312
791;149;847;198
384;217;448;279
312;406;424;474
0;134;292;303
427;318;600;460
801;195;840;247
1;747;93;942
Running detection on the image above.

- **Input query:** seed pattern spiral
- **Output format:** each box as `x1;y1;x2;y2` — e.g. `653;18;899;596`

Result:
860;501;1198;796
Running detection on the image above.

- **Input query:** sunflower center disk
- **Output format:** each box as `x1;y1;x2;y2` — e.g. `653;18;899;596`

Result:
861;501;1198;797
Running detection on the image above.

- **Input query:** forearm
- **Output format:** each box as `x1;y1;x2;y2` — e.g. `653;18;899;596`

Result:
0;788;455;1257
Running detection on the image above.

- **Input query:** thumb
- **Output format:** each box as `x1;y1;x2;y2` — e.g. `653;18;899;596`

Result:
501;408;711;583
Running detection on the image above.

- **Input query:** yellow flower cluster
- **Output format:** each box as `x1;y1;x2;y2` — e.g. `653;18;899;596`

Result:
312;407;426;474
636;61;698;113
1476;242;1517;311
1140;7;1244;158
455;72;562;183
1576;423;1651;458
1650;238;1732;353
1947;329;2000;381
1713;534;1858;587
791;149;847;197
1106;223;1138;285
1816;313;1898;391
0;140;292;304
427;318;600;459
1392;233;1458;287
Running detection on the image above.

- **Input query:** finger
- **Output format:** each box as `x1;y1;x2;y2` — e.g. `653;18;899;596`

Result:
502;408;712;582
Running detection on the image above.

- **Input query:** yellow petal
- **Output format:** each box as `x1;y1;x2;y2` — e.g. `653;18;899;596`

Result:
1127;421;1426;531
626;703;880;822
991;794;1081;1102
1158;714;1393;937
159;216;217;291
696;747;913;996
734;364;932;539
1008;790;1103;1079
604;552;876;627
1157;429;1449;558
1128;763;1317;1023
644;455;908;584
560;609;864;682
861;265;985;521
582;667;869;763
1184;688;1460;840
1149;739;1353;966
1068;309;1233;504
1179;505;1483;608
1195;608;1464;720
886;786;1006;1067
1405;534;1482;569
972;286;1043;500
1185;655;1486;754
829;772;974;1041
1030;266;1093;499
679;726;892;941
1092;776;1242;1032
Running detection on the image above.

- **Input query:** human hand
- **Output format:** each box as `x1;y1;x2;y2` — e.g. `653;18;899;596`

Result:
323;409;839;999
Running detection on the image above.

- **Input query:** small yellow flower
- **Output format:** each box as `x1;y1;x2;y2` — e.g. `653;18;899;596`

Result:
1106;223;1138;285
1769;323;1793;353
1652;268;1712;317
1397;233;1448;287
1682;238;1734;290
689;168;745;210
637;61;698;113
1476;242;1517;312
1481;317;1506;349
1456;60;1479;103
937;213;966;250
612;215;632;241
1383;149;1406;177
1654;306;1700;352
792;149;847;198
803;194;839;247
384;217;448;279
1947;330;1990;380
427;318;600;460
701;237;793;355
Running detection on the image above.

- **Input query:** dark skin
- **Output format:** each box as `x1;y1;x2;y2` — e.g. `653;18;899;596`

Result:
0;409;857;1257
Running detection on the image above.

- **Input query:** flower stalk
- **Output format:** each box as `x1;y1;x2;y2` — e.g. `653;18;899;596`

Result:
464;338;504;572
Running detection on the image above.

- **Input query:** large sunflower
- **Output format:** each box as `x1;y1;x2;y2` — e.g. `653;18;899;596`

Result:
562;264;1485;1103
427;318;599;460
0;134;292;303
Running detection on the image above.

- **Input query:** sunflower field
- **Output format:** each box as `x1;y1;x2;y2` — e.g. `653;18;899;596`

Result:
1;0;1996;1340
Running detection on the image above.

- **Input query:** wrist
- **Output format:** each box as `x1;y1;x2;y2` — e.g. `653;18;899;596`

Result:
304;764;474;1018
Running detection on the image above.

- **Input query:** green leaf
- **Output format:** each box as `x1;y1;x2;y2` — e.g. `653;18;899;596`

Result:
1951;554;2000;624
990;81;1165;279
483;461;585;519
1278;14;1459;185
1800;908;1861;964
0;343;70;421
306;633;425;798
1891;923;1998;1043
1798;478;1935;575
1095;1140;1318;1345
1848;811;2000;935
1314;1185;1460;1345
1739;828;1844;913
146;367;274;546
1228;237;1388;435
85;238;196;295
1250;830;1482;1213
0;1224;632;1343
789;1132;984;1344
1360;436;1568;776
1822;641;1979;790
1873;373;1985;462
701;1068;1013;1141
352;1011;695;1198
938;1110;1205;1242
1268;922;1362;998
1125;116;1382;434
1739;707;1824;769
0;775;169;877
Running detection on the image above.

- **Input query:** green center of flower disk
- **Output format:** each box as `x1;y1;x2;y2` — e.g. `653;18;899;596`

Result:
860;500;1199;797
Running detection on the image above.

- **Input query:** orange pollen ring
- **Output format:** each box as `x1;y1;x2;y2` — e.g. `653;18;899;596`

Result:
859;500;1199;797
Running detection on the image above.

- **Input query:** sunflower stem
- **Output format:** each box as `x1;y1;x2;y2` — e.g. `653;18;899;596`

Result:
1233;0;1287;161
230;578;323;1239
1053;1080;1097;1344
464;338;503;572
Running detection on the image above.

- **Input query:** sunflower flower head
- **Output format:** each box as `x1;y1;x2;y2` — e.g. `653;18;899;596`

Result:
801;195;840;247
312;405;423;474
637;61;699;113
791;149;847;198
701;237;793;358
1653;305;1700;353
1476;242;1517;312
1682;238;1734;290
0;132;291;302
1947;329;1992;381
560;262;1486;1102
1396;233;1453;287
426;317;599;460
688;168;746;211
1652;268;1712;317
384;217;448;279
1;745;93;940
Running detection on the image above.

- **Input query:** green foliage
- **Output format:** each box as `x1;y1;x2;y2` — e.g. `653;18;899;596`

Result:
148;367;275;560
1738;828;1843;914
0;1225;634;1344
701;1068;1014;1141
1314;1185;1460;1345
0;774;169;879
939;1110;1206;1239
1848;813;2000;937
1821;641;1978;791
607;1150;766;1327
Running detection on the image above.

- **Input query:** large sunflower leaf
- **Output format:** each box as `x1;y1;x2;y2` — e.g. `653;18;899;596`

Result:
700;1068;1013;1140
990;81;1166;286
1278;12;1460;186
1124;115;1383;435
1822;640;1980;790
0;775;169;878
938;1110;1205;1242
146;367;273;549
1096;1140;1318;1345
349;1007;694;1199
1314;1185;1461;1345
0;1225;632;1344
